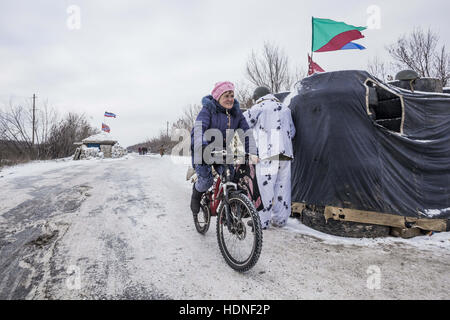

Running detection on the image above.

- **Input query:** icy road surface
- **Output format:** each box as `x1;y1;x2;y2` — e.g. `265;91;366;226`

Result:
0;155;449;299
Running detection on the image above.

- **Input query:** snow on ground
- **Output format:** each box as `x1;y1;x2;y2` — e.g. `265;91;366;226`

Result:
0;154;449;300
423;208;450;218
285;218;450;253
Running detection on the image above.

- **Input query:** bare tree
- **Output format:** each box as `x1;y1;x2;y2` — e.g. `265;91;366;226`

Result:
387;27;450;86
434;45;450;86
47;112;98;159
33;100;59;159
292;66;307;90
367;56;393;81
246;42;297;93
235;82;253;110
0;98;97;162
172;104;202;131
0;100;34;158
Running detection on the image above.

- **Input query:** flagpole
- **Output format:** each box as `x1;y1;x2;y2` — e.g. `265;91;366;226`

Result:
103;111;109;133
308;52;313;75
311;16;314;65
310;16;315;73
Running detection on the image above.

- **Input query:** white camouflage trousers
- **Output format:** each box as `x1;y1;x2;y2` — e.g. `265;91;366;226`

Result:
256;159;292;228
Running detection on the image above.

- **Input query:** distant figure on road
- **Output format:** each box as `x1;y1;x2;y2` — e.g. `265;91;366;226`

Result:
159;145;165;157
138;147;142;155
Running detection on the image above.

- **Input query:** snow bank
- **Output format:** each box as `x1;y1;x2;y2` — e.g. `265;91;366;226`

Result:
80;146;104;160
423;208;450;218
0;158;76;180
73;143;128;160
111;143;127;158
284;218;450;251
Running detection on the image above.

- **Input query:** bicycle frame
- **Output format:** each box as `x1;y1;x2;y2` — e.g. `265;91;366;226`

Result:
209;177;222;216
195;159;263;272
206;165;238;218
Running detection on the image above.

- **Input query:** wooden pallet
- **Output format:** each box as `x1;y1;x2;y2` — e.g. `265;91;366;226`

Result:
292;202;448;232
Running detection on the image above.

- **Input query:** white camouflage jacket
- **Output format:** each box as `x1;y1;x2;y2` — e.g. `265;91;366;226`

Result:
243;94;296;160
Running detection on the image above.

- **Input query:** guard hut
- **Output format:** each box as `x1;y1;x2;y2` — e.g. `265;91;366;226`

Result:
74;132;118;159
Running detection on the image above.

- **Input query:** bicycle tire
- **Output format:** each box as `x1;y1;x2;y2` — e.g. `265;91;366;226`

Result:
216;192;263;272
193;195;211;235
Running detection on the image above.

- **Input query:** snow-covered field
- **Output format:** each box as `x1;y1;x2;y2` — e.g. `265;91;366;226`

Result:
0;155;449;300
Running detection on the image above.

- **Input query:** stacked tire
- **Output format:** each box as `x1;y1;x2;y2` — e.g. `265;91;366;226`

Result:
297;206;391;238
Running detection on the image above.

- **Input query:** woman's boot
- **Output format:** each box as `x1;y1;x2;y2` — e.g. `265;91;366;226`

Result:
190;184;204;214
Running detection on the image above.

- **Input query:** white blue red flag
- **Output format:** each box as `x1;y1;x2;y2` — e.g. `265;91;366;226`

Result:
102;123;111;133
104;111;116;118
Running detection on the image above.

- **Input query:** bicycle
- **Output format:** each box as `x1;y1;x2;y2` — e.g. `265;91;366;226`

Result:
192;151;263;272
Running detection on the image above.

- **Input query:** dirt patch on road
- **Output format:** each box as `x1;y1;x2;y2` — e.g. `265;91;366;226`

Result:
0;185;92;299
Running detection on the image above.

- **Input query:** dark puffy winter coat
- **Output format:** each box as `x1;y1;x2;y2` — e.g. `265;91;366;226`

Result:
190;95;253;165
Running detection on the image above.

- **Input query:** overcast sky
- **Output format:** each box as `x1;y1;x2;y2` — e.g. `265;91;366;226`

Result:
1;0;449;147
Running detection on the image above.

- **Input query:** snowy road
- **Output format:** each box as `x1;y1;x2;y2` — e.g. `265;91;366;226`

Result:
0;155;449;300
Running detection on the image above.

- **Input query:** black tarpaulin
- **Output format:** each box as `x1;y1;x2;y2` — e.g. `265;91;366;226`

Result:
288;70;450;221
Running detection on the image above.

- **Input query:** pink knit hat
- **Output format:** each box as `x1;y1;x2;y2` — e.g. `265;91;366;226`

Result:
211;81;235;101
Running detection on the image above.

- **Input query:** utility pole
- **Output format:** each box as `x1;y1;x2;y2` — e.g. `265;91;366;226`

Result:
167;121;169;137
32;94;36;146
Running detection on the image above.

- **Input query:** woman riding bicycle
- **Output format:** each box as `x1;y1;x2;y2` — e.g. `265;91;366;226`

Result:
190;81;256;214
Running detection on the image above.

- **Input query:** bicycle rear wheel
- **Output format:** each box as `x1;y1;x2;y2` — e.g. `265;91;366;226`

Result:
193;194;211;235
216;192;263;272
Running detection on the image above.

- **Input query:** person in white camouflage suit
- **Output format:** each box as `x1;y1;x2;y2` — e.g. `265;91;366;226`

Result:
244;87;296;229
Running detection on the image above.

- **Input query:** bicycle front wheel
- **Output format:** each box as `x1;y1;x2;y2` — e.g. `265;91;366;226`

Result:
216;193;263;272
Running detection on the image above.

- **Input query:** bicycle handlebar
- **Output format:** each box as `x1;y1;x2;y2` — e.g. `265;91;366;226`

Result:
210;150;256;157
207;150;259;166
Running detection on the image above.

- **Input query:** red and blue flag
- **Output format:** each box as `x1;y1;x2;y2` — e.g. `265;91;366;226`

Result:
102;123;111;133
